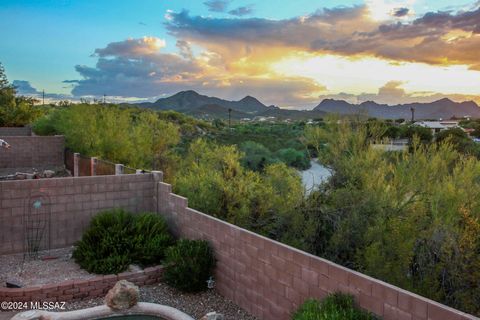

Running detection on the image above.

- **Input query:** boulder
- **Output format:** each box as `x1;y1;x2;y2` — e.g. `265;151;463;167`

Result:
200;312;224;320
43;170;55;178
105;280;139;310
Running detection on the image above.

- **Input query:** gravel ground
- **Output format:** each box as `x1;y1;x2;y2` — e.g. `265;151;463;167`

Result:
64;283;258;320
0;247;95;287
0;248;258;320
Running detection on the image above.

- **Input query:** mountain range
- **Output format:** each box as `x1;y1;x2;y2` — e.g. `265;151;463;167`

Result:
313;98;480;120
133;91;480;120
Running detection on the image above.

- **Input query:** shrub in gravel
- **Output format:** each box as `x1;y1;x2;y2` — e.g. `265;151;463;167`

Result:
73;209;174;274
292;293;379;320
163;239;216;292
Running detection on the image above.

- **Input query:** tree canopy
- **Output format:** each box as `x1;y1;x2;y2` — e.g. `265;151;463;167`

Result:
0;63;44;126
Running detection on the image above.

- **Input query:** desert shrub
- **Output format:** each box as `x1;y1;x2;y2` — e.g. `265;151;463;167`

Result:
240;141;278;171
131;213;175;265
163;239;216;292
292;293;378;320
73;209;174;274
275;148;310;170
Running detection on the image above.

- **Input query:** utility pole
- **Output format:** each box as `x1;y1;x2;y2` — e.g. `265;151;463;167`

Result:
410;107;415;122
42;90;45;105
103;94;106;105
228;108;232;130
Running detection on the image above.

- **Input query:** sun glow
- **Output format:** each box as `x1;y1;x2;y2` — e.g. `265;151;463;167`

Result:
271;53;480;96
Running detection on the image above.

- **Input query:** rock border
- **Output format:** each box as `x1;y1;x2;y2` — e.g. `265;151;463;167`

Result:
0;266;163;303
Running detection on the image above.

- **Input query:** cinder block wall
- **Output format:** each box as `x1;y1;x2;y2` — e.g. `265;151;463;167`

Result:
0;127;32;136
0;172;476;319
0;174;156;254
0;136;65;169
156;181;477;320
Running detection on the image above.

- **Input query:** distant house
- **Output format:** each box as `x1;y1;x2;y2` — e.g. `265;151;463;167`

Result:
413;120;459;134
371;138;409;152
253;116;276;122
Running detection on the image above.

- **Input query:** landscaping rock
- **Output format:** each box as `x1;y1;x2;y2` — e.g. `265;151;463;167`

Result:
128;264;142;272
201;312;225;320
42;170;55;178
105;280;139;310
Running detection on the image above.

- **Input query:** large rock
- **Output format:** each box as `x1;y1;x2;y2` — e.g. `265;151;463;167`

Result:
105;280;139;310
201;312;224;320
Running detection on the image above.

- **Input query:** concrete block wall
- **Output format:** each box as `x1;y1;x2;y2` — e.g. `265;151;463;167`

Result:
0;173;156;255
156;181;478;320
0;171;476;319
0;127;32;136
0;136;64;169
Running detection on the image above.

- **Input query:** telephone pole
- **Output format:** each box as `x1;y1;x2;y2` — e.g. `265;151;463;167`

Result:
42;90;45;105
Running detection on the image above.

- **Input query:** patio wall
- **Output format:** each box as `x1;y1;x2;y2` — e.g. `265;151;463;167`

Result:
156;181;477;320
0;173;157;254
0;172;477;319
0;135;64;169
0;127;32;136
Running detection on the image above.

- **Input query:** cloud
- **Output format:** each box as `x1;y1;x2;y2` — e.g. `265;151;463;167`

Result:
12;80;76;101
176;40;194;59
65;4;480;106
94;37;166;57
69;38;202;97
165;5;480;69
229;5;254;16
166;7;370;50
67;37;326;106
203;0;231;13
13;80;41;95
317;81;480;106
391;7;410;17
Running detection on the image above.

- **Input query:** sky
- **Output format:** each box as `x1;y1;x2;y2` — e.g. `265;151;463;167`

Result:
1;0;480;108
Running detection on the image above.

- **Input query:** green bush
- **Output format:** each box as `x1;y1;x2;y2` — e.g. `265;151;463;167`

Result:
73;209;174;274
292;293;378;320
163;239;216;292
275;148;310;170
240;141;278;171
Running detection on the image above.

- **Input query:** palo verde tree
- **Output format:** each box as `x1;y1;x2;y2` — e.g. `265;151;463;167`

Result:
0;62;43;126
302;118;480;315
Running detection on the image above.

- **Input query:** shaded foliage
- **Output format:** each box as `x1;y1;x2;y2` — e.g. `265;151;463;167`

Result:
163;239;216;292
292;293;377;320
73;209;174;274
0;63;45;126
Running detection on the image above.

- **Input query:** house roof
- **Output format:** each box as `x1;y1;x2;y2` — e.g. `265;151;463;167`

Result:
414;121;447;129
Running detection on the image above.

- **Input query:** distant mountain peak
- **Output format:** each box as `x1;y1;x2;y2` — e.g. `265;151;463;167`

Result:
319;98;351;104
240;95;256;101
434;97;454;104
147;91;269;114
176;90;200;96
360;100;380;105
238;95;266;108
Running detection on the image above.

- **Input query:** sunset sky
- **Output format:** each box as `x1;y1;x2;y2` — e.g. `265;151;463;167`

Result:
1;0;480;108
